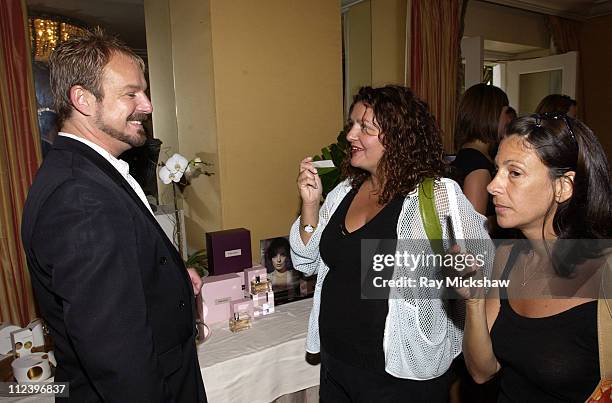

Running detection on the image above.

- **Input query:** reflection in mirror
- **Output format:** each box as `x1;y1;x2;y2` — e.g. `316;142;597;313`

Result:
342;0;372;117
518;69;562;115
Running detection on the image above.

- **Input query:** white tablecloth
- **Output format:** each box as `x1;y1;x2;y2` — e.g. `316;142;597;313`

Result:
0;298;319;403
199;298;320;403
0;387;54;402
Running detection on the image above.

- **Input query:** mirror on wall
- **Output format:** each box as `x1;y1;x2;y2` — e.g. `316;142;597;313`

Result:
505;51;577;115
342;0;372;117
518;69;562;115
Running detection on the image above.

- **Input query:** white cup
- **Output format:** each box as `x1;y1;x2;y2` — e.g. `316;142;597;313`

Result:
11;352;52;383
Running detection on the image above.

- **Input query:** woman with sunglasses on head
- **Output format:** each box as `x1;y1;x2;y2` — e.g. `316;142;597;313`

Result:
290;85;494;403
460;113;612;402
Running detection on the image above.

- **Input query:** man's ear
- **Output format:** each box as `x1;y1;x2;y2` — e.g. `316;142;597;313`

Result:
555;171;575;203
69;85;97;117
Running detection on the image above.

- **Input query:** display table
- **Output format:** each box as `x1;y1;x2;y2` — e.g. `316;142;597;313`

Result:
199;298;319;403
0;298;319;403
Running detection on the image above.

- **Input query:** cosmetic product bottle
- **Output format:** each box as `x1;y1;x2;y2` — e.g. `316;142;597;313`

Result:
229;312;252;333
250;275;271;295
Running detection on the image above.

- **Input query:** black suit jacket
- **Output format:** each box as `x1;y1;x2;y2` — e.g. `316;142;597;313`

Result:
21;136;207;403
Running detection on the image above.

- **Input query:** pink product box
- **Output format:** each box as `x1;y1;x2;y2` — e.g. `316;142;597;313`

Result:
243;265;267;297
201;273;245;325
206;228;252;276
230;298;254;320
252;291;275;318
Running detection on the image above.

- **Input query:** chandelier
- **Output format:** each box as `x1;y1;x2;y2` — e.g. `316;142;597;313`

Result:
28;15;88;62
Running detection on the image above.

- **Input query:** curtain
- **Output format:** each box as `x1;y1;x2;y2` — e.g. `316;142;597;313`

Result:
547;15;584;120
0;0;42;325
408;0;467;152
548;15;580;54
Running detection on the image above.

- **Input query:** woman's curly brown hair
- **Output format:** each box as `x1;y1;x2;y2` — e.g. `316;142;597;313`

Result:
341;85;446;204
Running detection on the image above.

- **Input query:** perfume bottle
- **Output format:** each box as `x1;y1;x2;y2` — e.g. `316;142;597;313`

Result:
252;290;275;317
250;276;271;295
229;312;252;333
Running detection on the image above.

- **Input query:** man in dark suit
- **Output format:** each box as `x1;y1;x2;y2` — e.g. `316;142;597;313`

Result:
21;29;207;402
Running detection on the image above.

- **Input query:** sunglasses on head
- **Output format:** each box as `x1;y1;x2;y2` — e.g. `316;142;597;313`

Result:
533;112;576;143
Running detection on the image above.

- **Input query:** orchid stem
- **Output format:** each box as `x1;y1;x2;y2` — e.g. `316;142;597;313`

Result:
172;182;184;258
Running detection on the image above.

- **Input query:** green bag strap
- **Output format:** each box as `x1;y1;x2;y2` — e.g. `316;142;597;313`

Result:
598;253;612;379
418;178;443;256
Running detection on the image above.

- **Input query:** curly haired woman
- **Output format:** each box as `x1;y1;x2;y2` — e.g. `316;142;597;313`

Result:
290;85;494;403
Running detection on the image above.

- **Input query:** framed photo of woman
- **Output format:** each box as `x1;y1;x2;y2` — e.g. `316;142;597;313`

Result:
260;236;314;305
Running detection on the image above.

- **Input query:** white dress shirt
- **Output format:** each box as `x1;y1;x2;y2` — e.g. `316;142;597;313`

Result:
58;132;154;216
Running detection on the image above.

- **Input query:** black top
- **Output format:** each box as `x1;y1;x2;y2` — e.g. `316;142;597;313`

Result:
319;188;403;373
490;247;599;403
450;148;495;217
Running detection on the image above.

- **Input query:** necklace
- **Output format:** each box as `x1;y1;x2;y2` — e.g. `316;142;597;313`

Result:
521;249;538;287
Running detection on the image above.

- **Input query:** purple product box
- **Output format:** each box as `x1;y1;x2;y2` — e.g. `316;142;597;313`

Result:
206;228;253;275
243;265;267;297
201;273;245;325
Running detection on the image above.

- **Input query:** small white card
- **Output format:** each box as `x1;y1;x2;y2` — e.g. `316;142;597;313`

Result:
312;160;335;168
225;248;242;258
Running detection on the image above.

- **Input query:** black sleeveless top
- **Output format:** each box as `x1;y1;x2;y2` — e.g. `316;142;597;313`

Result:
450;148;495;217
490;246;599;402
318;188;403;373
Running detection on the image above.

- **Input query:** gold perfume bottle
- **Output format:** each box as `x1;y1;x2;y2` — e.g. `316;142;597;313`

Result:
229;313;252;333
250;276;271;295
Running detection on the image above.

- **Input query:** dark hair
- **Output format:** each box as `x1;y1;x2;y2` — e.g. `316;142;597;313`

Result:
505;106;517;121
535;94;576;115
265;237;292;273
49;28;145;125
342;85;446;204
505;115;612;273
453;83;509;154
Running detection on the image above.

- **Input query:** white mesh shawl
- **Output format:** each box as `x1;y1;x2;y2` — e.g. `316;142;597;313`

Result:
290;178;494;380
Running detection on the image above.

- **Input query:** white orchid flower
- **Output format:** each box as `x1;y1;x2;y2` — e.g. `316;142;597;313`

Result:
167;153;189;174
159;153;189;183
158;165;173;184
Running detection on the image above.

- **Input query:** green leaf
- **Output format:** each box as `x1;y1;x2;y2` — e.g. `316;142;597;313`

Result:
321;148;333;161
311;129;349;198
316;167;335;175
318;168;340;197
329;144;345;165
185;248;209;277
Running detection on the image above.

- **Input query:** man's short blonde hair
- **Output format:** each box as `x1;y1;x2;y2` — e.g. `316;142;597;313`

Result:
49;28;145;125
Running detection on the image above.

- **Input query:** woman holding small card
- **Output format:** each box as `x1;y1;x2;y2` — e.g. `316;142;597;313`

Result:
290;85;494;403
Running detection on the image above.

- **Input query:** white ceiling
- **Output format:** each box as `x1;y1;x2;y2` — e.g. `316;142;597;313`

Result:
484;0;612;20
484;39;542;54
